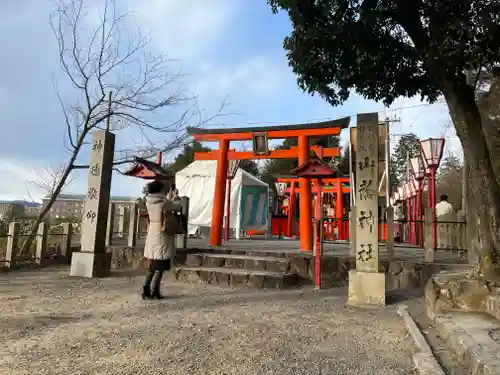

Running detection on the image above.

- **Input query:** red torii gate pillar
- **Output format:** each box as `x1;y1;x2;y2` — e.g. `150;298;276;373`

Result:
287;182;296;238
298;135;313;250
211;139;230;247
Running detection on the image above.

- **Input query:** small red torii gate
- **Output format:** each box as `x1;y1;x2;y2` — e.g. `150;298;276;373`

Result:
187;117;350;251
275;176;350;239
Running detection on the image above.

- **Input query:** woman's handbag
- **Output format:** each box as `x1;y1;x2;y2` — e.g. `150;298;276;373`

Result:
162;210;185;236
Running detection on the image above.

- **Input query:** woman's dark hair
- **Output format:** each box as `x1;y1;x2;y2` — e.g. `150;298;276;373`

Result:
147;180;165;195
440;194;448;201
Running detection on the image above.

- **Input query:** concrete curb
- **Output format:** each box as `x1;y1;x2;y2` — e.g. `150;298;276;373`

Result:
397;305;445;375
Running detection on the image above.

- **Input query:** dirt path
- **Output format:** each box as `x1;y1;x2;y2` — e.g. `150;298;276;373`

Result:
0;267;416;375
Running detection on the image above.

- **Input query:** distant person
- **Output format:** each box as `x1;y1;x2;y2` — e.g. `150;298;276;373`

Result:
435;194;454;249
436;194;453;217
142;180;182;300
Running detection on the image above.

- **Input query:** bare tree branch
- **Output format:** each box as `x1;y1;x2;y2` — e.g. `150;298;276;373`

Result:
19;0;230;255
28;164;74;197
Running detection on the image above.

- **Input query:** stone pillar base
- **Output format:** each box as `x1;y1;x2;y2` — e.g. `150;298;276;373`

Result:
348;270;386;307
70;252;112;278
424;249;435;262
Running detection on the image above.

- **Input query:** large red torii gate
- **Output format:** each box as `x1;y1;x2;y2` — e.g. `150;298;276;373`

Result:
187;117;350;251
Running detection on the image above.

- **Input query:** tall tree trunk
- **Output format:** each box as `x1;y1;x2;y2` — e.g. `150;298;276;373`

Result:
442;79;500;280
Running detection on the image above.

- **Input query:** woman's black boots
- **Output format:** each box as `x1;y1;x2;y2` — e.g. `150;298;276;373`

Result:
151;271;165;299
141;269;155;299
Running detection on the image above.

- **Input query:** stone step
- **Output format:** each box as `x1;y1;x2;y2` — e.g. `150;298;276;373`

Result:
186;253;292;272
207;248;302;258
172;266;298;289
435;312;500;375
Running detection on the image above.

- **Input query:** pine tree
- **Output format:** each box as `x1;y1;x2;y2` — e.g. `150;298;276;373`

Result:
389;133;421;188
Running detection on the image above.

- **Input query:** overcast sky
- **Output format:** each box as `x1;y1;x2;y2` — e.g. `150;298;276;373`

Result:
0;0;460;201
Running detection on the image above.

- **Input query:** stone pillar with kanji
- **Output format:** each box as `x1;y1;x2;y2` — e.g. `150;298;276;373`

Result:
70;131;115;278
348;113;386;306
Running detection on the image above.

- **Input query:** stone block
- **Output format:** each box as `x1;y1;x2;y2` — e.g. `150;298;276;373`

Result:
245;258;266;270
204;256;224;268
348;270;386;307
230;273;250;285
199;270;215;283
486;295;500;320
185;254;203;267
289;256;312;279
249;274;265;288
70;252;112;278
262;274;281;289
266;260;290;273
215;271;230;286
226;257;245;268
5;222;20;268
128;203;138;247
424;207;435;262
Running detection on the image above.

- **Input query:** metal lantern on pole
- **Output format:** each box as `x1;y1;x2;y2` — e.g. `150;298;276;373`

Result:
224;160;241;242
420;138;445;250
390;195;395;206
274;181;287;197
410;156;425;181
397;186;404;202
274;181;288;237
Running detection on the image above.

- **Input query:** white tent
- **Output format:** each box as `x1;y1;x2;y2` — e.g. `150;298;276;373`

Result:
176;160;269;238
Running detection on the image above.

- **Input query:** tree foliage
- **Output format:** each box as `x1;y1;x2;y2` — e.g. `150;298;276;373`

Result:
167;142;211;174
436;154;463;209
268;0;500;107
389;133;421;187
268;0;500;277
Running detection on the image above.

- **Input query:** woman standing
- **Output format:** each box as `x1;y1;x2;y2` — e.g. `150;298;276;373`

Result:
142;181;182;300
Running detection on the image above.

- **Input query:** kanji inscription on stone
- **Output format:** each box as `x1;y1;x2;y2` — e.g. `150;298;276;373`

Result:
355;113;380;273
89;163;100;176
358;179;375;201
87;187;98;200
358;156;375;171
85;210;97;222
92;139;103;153
357;244;373;262
358;210;375;233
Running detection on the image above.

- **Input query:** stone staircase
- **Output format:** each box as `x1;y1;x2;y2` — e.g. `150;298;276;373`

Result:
426;272;500;375
172;248;300;289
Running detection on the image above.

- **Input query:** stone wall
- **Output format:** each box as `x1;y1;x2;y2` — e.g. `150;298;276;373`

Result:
104;244;461;291
289;254;461;290
107;245;203;270
425;271;500;321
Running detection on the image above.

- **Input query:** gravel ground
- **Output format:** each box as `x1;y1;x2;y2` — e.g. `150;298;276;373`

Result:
0;267;416;375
